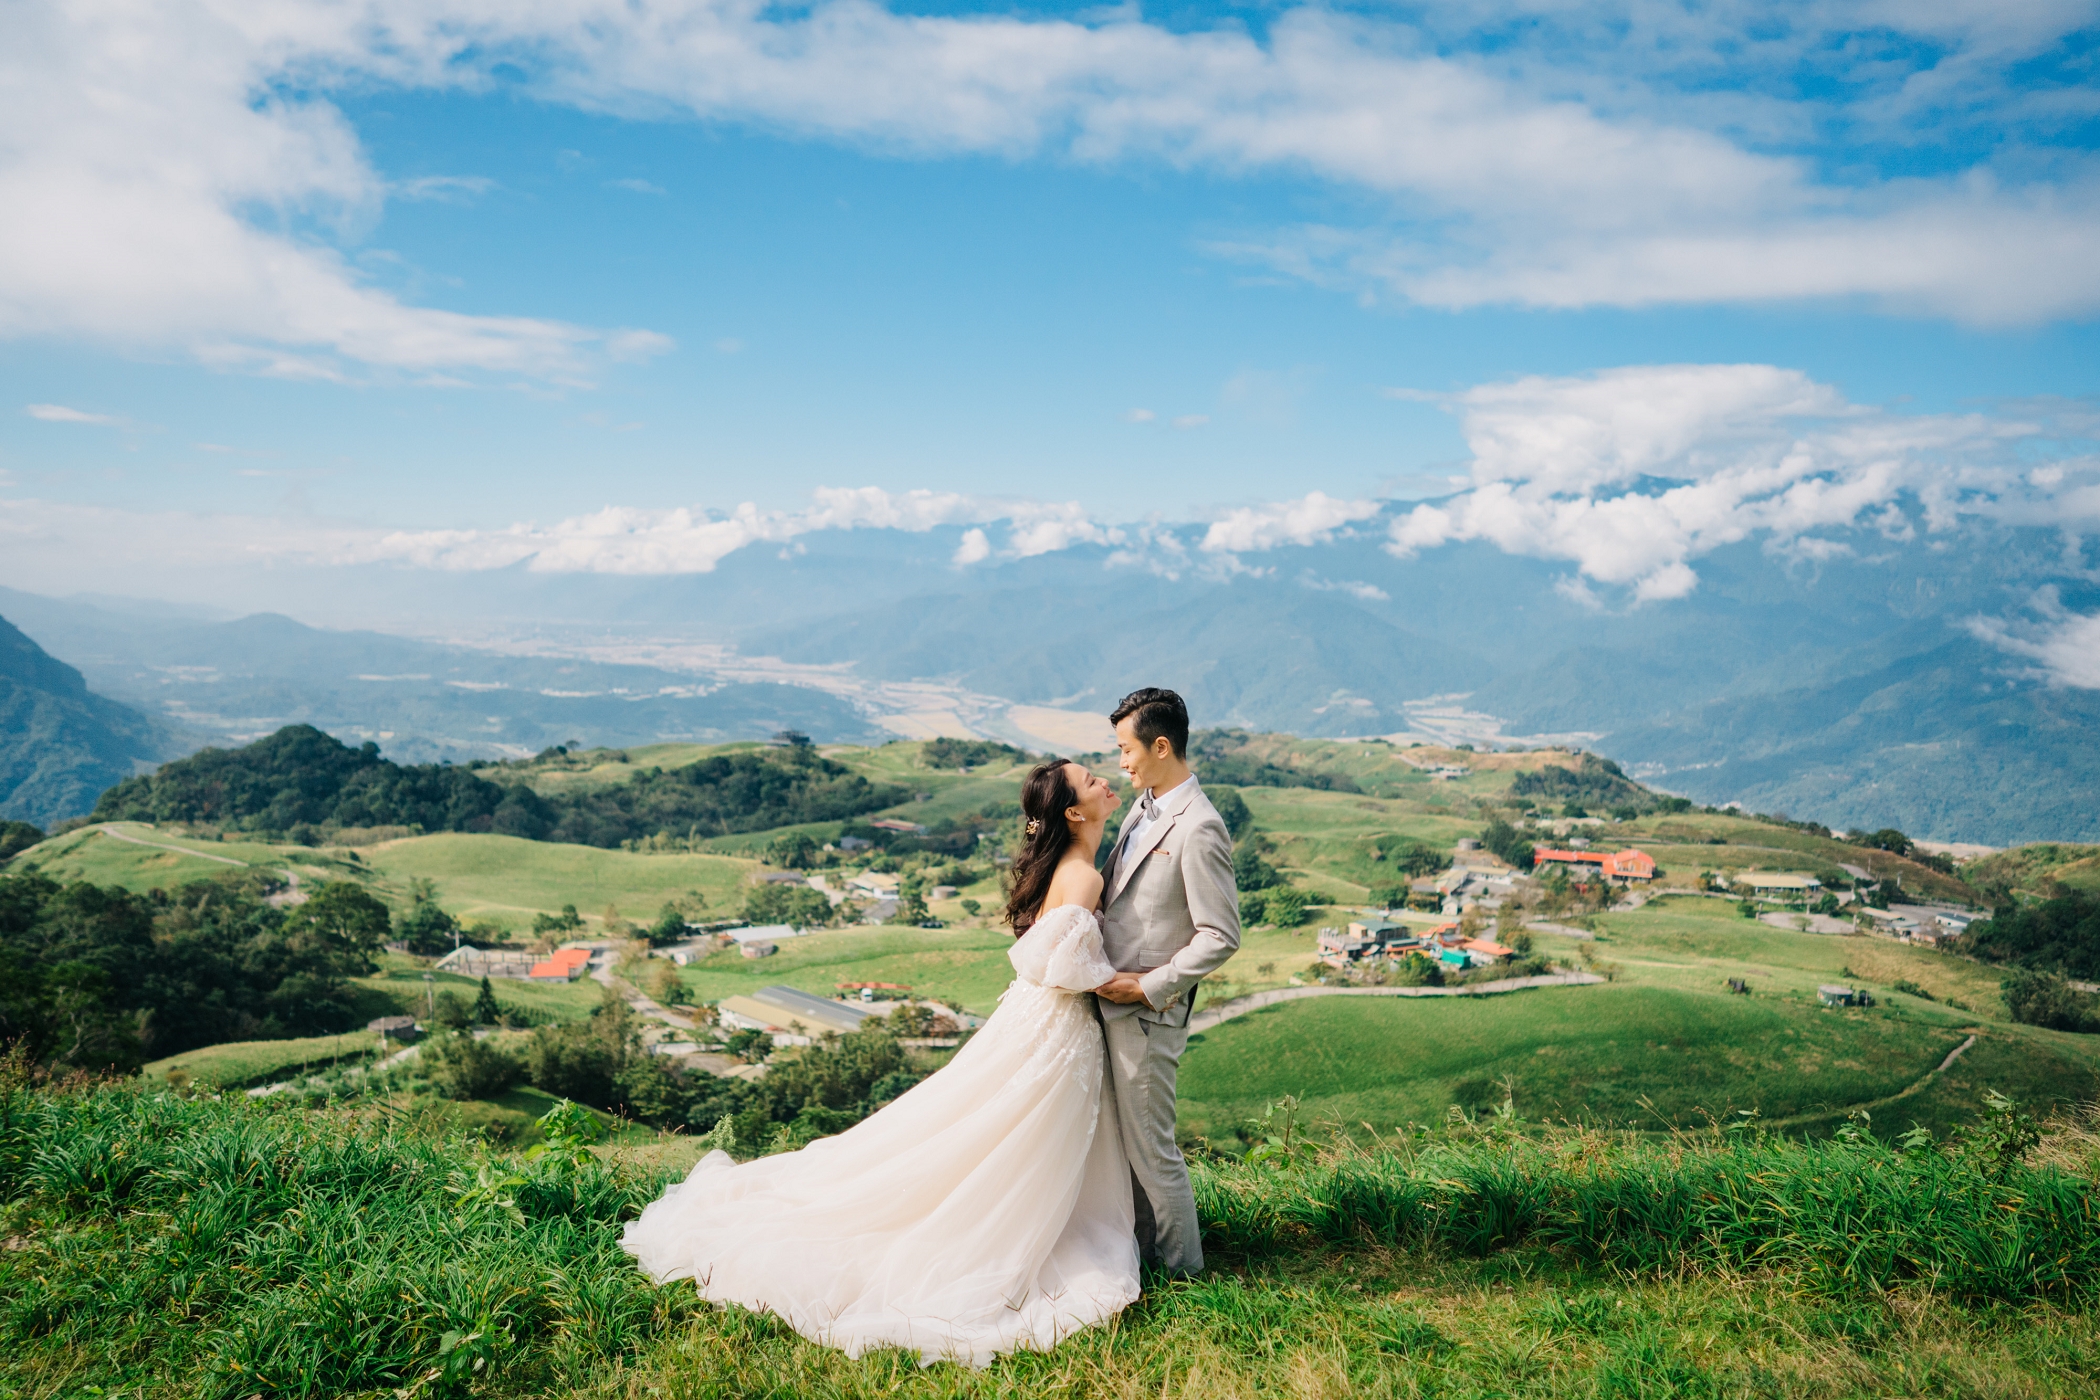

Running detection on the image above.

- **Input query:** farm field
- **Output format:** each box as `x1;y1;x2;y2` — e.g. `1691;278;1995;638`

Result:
1180;894;2100;1142
355;833;754;936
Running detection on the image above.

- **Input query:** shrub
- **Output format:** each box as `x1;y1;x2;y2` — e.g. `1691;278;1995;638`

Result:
2002;969;2097;1032
1238;889;1271;926
743;882;834;929
1265;888;1309;927
423;1031;522;1100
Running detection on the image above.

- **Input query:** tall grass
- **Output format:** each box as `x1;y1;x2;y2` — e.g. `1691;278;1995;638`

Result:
2;1063;2097;1397
1196;1124;2100;1299
0;1065;681;1396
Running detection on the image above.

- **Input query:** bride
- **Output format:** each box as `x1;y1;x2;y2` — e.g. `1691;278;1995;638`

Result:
621;759;1140;1366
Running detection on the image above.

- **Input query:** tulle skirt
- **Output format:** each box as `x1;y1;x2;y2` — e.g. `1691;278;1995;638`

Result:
621;978;1139;1366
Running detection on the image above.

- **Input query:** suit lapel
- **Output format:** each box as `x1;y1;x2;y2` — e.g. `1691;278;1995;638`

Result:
1108;782;1196;905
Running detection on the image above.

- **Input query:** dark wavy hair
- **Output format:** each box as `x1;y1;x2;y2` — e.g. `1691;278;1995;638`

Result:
1002;759;1081;936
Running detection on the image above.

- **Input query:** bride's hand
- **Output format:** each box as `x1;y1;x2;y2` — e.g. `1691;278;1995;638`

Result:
1095;972;1148;1004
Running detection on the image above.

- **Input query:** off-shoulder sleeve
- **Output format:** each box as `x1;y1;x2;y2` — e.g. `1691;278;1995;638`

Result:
1007;905;1115;992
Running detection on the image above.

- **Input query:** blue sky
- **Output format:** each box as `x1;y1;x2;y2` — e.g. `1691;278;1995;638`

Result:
2;0;2097;605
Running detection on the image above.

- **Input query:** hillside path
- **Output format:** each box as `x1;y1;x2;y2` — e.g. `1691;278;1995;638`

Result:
1752;1032;1981;1131
98;824;246;867
1189;971;1606;1035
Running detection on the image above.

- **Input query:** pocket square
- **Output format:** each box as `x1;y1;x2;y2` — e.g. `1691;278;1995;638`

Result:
1150;846;1171;857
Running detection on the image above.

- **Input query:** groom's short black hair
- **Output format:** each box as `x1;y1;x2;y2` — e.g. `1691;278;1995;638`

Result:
1110;687;1189;759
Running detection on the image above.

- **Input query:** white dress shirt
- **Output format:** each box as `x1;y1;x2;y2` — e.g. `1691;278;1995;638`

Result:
1116;774;1198;883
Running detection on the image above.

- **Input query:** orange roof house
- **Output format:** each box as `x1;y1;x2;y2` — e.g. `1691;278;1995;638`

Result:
1601;849;1656;882
1537;847;1655;882
529;947;594;981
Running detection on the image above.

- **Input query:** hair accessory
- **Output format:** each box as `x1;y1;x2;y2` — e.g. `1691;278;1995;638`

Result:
1025;818;1042;835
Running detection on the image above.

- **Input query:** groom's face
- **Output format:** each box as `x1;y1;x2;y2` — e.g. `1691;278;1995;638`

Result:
1114;716;1171;792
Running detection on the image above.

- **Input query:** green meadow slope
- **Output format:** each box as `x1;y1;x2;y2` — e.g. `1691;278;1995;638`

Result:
11;732;2093;1145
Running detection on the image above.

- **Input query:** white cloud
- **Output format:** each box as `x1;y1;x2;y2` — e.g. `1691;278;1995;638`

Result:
1386;362;2089;599
1172;415;1210;430
607;178;666;195
2;0;2092;396
1123;408;1156;423
1967;590;2100;690
1201;491;1380;553
0;2;664;381
353;486;1116;573
24;403;117;425
394;175;495;203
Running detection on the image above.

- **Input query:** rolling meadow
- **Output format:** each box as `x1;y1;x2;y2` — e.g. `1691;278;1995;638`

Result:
8;732;2100;1395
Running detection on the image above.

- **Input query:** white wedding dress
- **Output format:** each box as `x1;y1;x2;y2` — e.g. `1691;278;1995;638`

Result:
620;905;1139;1366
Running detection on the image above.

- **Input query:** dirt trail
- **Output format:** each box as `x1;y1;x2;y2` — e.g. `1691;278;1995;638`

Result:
97;824;246;867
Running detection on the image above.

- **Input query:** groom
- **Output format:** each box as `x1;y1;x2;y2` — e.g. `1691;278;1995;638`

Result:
1093;687;1240;1277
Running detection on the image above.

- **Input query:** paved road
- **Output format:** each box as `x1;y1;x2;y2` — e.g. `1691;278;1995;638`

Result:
1188;971;1605;1035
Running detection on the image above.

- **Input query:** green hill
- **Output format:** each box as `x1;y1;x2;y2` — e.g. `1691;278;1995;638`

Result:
89;724;908;848
0;613;168;828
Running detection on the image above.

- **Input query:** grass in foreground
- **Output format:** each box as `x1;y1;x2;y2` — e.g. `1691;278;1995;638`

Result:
5;1065;2100;1398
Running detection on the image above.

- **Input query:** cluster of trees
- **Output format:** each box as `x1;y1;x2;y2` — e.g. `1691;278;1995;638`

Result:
421;996;928;1154
1509;754;1658;815
0;821;44;860
1188;730;1362;793
921;738;1030;770
89;725;906;850
1478;818;1536;870
0;871;391;1072
1961;891;2100;981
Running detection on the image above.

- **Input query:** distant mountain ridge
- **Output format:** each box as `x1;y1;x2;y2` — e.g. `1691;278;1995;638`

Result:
6;508;2096;843
0;614;168;828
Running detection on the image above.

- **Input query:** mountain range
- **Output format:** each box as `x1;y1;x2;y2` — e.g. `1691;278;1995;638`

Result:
2;508;2094;845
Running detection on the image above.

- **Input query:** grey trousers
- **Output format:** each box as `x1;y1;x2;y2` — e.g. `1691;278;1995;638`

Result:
1101;1010;1203;1275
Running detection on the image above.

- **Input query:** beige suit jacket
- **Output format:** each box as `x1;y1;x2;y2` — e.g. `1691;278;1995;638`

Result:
1097;777;1241;1024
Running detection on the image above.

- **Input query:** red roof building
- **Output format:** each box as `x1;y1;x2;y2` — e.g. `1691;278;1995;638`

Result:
529;947;594;981
1601;849;1656;882
1537;847;1655;882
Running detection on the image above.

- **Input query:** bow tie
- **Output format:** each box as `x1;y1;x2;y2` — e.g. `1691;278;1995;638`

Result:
1137;792;1159;822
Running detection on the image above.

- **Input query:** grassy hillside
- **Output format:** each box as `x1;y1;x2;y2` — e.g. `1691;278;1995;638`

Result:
6;1070;2100;1397
355;833;754;936
1181;895;2100;1144
139;1031;383;1090
1967;842;2100;899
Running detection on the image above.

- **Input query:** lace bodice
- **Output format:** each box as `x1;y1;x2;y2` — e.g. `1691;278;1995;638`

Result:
1007;904;1116;992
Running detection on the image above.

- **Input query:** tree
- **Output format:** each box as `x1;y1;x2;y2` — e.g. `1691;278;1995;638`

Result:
472;976;504;1026
1478;818;1535;871
532;904;584;936
897;877;930;926
2002;969;2096;1032
394;897;459;956
1206;786;1254;841
649;903;693;946
0;821;44;860
1239;889;1271;927
1960;893;2100;981
766;831;819;869
1264;888;1309;927
424;1030;522;1099
283;882;390;965
1853;828;1915;857
744;882;834;930
725;1027;774;1064
1233;841;1279;892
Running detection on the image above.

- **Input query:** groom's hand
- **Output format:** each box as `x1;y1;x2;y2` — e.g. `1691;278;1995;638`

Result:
1095;972;1148;1004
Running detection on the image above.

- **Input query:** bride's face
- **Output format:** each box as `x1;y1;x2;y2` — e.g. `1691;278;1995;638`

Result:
1064;763;1119;828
